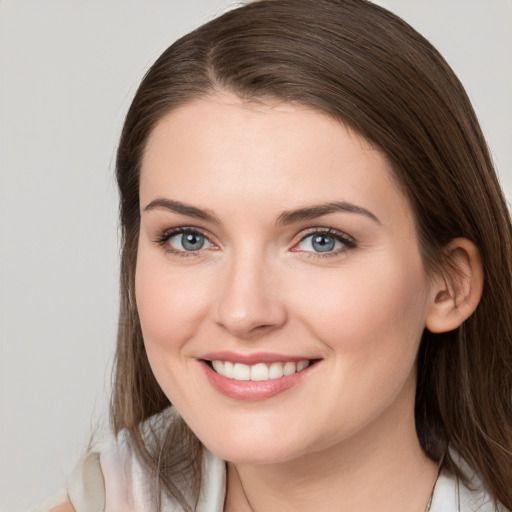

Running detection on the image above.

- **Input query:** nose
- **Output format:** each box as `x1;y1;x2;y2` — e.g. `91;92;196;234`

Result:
214;251;287;339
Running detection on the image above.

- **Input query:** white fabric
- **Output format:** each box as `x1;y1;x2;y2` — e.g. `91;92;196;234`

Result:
430;470;505;512
196;448;226;512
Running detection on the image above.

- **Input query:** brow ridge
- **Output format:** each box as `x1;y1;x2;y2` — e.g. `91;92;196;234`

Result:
143;198;220;223
276;202;380;225
144;198;379;226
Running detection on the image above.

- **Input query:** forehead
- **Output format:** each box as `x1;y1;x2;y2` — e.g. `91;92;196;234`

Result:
140;94;411;228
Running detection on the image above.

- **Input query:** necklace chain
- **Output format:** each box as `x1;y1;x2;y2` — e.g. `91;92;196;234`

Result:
425;453;446;512
233;456;444;512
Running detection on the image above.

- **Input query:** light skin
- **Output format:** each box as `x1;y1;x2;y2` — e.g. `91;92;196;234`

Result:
50;504;74;512
132;93;483;512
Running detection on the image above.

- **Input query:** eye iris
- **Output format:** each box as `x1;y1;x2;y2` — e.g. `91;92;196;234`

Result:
181;233;205;251
312;234;335;252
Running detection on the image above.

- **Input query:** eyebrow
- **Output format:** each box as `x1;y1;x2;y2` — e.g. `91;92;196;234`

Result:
144;198;380;226
275;202;380;225
143;198;221;224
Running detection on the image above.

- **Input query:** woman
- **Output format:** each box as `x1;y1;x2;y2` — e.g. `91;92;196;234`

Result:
45;0;512;510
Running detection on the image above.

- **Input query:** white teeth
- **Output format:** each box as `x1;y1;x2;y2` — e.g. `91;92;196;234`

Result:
297;360;309;372
269;362;284;379
212;360;223;374
251;363;269;381
283;362;297;376
233;363;251;380
212;360;236;378
224;361;234;379
210;359;311;381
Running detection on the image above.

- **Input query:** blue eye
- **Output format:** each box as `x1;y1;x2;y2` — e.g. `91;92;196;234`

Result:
168;231;208;251
154;227;217;256
295;230;354;254
298;233;341;252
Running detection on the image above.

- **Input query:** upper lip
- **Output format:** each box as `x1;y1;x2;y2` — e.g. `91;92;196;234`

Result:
199;351;319;364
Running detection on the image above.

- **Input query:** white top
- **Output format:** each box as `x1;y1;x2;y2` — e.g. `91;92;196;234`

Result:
35;433;505;512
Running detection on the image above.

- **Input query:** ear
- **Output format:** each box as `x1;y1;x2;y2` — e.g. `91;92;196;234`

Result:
425;238;484;333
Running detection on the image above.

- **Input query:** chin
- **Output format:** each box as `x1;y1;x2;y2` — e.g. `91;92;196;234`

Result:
194;420;314;465
207;440;301;465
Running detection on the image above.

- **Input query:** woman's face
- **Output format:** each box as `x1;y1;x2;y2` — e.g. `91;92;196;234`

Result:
136;94;437;464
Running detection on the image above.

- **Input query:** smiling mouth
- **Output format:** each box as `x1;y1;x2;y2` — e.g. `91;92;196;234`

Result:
206;359;314;381
200;356;321;400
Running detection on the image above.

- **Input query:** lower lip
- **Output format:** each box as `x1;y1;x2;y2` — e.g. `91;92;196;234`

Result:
199;360;318;401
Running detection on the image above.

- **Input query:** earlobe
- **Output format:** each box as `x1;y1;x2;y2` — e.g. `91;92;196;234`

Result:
425;238;484;334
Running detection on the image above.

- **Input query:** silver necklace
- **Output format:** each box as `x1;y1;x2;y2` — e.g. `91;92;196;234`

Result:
424;455;445;512
233;456;445;512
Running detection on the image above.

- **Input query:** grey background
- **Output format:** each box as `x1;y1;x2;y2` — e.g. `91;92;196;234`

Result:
0;1;510;511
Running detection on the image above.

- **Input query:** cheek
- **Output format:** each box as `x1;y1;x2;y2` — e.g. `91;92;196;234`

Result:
134;251;213;358
280;254;430;442
289;253;429;363
134;249;220;412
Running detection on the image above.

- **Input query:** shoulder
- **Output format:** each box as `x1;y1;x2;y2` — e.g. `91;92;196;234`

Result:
34;438;109;512
37;409;225;512
50;503;75;512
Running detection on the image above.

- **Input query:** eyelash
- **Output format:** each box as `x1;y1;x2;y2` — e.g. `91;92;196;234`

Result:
153;226;357;259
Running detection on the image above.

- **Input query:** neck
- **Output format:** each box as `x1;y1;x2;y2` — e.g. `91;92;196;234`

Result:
224;385;437;512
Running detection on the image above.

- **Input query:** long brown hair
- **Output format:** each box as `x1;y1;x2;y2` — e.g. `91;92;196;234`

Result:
111;0;512;509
